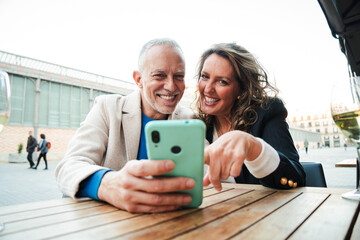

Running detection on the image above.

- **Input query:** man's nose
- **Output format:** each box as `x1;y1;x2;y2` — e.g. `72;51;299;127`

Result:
164;77;176;92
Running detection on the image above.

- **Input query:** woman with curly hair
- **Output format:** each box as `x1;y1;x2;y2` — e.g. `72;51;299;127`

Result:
196;43;305;191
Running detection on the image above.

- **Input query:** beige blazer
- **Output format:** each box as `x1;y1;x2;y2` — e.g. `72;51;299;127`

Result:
55;90;194;198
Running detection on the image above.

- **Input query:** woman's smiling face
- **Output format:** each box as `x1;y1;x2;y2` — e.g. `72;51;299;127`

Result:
198;53;240;117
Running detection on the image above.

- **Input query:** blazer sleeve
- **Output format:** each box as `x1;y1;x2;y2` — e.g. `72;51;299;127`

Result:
251;98;306;189
55;95;113;198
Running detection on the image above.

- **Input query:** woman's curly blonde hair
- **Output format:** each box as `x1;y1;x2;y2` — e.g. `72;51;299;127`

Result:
195;43;279;133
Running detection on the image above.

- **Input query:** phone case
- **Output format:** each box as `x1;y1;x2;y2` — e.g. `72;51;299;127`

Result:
145;119;205;208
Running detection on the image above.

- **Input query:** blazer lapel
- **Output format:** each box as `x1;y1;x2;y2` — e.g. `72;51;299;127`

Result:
169;104;194;120
122;90;142;160
122;93;194;160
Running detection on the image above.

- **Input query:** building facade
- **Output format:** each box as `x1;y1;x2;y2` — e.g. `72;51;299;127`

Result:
0;50;135;162
289;111;349;148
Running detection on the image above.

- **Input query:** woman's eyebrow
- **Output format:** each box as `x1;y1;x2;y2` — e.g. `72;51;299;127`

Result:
202;70;232;81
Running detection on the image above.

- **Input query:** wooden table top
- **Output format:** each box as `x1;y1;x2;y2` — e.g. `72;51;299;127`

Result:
335;158;357;167
0;183;359;240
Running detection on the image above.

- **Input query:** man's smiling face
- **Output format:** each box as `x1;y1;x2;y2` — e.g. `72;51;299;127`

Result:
136;45;185;119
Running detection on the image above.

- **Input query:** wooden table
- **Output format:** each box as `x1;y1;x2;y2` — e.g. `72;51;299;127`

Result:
0;183;359;240
335;158;357;167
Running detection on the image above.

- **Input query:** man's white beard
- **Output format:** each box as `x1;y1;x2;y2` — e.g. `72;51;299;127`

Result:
143;89;176;115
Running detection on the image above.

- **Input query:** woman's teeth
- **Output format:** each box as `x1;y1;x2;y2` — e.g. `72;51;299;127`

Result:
205;96;219;103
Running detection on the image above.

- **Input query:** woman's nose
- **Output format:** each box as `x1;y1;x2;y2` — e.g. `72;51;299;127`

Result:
204;80;215;94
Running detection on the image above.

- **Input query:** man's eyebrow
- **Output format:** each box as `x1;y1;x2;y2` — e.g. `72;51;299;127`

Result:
150;69;185;74
151;69;166;74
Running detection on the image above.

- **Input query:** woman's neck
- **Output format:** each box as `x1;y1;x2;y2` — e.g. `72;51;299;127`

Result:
215;115;232;137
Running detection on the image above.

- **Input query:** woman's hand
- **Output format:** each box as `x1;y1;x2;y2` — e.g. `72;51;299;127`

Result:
204;130;262;191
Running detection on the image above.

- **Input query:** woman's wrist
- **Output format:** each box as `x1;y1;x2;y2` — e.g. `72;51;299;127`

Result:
246;135;263;161
244;138;280;178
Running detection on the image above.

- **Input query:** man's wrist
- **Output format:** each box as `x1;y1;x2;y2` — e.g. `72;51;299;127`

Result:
98;170;114;201
77;169;113;200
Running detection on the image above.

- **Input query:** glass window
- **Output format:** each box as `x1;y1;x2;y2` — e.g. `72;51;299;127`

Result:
49;82;60;127
81;89;90;122
71;86;81;128
23;78;35;125
60;85;71;128
39;81;49;126
93;90;108;99
9;75;25;124
8;72;111;129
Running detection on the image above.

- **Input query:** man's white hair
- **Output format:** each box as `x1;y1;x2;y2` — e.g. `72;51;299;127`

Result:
138;38;185;72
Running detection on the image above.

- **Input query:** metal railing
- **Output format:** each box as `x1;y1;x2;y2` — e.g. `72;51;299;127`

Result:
0;50;135;90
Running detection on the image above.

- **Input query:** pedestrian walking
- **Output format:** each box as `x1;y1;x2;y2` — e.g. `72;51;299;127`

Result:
26;131;37;168
304;139;309;154
33;133;48;170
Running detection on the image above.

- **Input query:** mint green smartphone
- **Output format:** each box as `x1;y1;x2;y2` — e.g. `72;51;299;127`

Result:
145;119;205;208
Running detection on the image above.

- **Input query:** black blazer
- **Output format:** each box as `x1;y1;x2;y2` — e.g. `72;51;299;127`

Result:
206;98;306;189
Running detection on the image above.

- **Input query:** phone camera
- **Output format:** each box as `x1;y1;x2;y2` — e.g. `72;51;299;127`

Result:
171;146;181;154
151;131;160;143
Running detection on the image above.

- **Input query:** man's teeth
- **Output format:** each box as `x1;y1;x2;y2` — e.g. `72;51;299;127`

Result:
159;95;175;100
205;96;219;103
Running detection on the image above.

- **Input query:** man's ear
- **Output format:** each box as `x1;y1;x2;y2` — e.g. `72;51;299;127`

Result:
133;71;143;88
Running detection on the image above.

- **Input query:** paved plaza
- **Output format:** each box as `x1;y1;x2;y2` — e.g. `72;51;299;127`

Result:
0;147;358;207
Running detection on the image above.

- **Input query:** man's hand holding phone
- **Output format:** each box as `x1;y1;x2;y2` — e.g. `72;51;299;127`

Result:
145;120;205;208
98;159;195;213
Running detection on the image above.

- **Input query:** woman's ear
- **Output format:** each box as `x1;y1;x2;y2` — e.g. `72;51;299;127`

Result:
133;71;143;88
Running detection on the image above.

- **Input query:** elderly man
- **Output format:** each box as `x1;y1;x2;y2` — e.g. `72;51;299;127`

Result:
55;38;194;213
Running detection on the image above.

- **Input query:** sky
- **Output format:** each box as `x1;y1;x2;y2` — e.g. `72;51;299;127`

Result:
0;0;350;117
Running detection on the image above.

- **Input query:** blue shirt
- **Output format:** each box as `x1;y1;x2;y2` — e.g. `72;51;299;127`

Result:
137;113;153;160
76;113;154;199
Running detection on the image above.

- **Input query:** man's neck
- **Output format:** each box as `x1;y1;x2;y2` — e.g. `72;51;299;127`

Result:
140;99;169;120
142;110;168;120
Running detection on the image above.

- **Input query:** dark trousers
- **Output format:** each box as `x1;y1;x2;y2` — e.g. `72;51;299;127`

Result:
35;152;48;169
27;152;35;167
